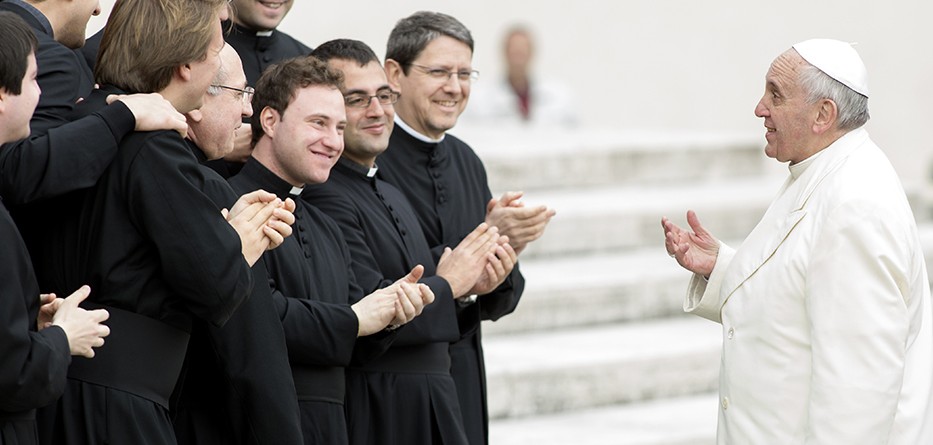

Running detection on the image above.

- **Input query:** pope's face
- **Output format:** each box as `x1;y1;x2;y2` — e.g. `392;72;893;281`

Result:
754;50;822;164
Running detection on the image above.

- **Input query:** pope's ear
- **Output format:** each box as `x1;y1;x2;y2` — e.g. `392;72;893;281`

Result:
812;98;838;134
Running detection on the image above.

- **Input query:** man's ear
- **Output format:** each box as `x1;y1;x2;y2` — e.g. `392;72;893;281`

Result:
812;98;838;134
177;63;193;82
186;109;203;123
260;106;280;138
384;59;403;92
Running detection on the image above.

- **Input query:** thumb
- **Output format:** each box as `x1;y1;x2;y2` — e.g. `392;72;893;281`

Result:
221;208;230;220
403;265;425;283
686;210;710;238
500;191;524;206
105;94;121;104
439;247;452;263
65;285;92;306
486;198;497;215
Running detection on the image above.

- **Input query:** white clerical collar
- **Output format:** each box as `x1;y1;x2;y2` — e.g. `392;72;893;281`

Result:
289;186;304;197
367;165;378;178
788;149;824;179
394;115;445;143
256;30;274;37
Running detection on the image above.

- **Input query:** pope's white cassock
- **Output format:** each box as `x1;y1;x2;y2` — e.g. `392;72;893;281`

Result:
686;127;933;444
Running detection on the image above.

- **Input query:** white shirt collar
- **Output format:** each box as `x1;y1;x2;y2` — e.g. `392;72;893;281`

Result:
394;115;445;143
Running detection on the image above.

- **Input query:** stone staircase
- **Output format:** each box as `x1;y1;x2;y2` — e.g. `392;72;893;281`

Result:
454;125;787;444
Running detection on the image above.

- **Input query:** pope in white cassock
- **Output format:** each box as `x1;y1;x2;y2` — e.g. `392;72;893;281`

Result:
662;39;933;444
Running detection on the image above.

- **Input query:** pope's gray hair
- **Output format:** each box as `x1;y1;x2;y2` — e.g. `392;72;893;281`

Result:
797;60;870;131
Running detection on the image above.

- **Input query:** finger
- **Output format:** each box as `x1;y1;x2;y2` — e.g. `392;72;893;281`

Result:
221;208;230;220
39;293;56;305
282;197;297;213
272;207;296;226
64;285;91;306
89;308;110;323
498;191;523;206
439;247;452;263
396;286;417;320
248;200;282;224
82;349;95;359
501;242;518;264
419;284;435;305
401;265;425;284
686;210;710;238
105;94;122;104
95;337;106;348
98;323;111;337
266;218;293;238
262;225;285;248
487;252;506;279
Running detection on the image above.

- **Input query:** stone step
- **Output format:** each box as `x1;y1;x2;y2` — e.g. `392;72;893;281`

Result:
457;126;774;192
484;247;697;336
485;317;721;420
516;176;783;260
489;393;718;445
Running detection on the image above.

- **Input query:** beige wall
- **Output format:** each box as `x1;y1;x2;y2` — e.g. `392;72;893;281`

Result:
88;0;933;184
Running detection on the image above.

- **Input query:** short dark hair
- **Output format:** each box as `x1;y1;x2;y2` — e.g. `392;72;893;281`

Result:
0;12;38;95
385;11;473;75
251;56;344;145
310;39;380;68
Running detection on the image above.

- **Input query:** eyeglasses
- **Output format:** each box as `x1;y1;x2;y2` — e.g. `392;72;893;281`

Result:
344;90;400;109
409;64;479;82
211;84;255;106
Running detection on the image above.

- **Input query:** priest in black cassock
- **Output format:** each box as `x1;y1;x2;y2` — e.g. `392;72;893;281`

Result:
213;0;312;177
307;39;509;445
0;13;110;445
380;12;555;445
171;44;303;445
34;1;290;444
229;55;436;445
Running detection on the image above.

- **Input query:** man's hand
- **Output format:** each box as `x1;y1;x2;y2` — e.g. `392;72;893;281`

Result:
224;190;284;266
661;210;721;277
223;126;254;163
436;223;500;297
263;197;296;250
50;286;111;358
469;239;518;295
107;93;188;137
352;265;435;336
38;293;61;330
484;191;555;255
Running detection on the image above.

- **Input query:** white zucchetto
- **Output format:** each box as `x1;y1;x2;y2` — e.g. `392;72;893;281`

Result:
793;39;870;97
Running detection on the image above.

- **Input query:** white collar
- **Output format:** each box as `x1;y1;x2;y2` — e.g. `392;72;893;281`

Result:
394;115;445;143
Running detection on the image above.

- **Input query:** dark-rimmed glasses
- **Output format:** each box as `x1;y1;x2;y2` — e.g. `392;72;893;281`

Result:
344;90;400;109
409;64;479;82
212;85;255;106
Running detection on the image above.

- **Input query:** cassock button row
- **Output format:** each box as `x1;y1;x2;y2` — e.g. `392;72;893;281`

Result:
401;230;407;236
727;327;735;339
721;397;729;410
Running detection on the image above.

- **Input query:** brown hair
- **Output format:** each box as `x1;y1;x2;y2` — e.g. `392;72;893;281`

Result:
95;0;225;93
251;56;344;146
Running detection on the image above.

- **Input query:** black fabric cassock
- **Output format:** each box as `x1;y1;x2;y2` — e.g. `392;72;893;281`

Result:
222;21;312;86
376;127;526;445
0;1;135;204
34;86;253;445
0;2;138;300
304;158;469;445
171;142;302;445
0;199;71;445
230;158;393;445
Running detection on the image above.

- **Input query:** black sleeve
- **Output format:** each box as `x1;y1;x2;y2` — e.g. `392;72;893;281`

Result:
0;103;136;204
0;231;71;412
128;134;252;327
269;283;359;367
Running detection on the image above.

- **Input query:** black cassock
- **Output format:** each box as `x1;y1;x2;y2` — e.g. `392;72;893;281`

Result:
230;158;391;445
35;87;253;445
304;158;469;445
222;21;312;86
0;199;71;445
170;142;302;445
376;126;525;445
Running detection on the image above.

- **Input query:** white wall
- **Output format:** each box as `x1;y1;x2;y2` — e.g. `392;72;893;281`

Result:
88;0;933;184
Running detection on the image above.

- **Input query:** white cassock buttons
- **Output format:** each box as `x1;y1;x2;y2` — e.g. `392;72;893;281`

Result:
727;327;735;339
721;396;730;410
